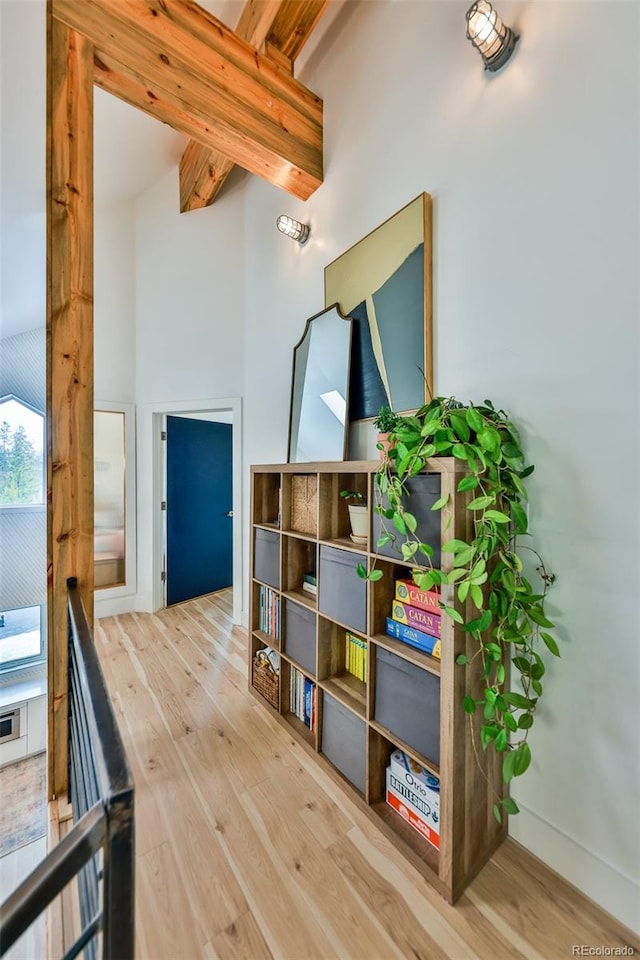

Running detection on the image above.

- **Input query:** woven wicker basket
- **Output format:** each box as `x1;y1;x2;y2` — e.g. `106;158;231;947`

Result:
291;475;318;536
252;654;279;710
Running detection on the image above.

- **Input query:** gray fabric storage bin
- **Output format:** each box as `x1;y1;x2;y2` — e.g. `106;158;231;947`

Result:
318;545;367;634
374;647;440;765
285;599;316;675
321;693;366;793
254;528;280;588
373;473;442;567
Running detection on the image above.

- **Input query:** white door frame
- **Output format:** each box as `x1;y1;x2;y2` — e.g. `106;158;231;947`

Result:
139;396;242;624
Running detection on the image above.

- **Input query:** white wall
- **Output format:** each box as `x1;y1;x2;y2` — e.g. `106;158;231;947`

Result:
95;201;136;404
0;0;45;342
238;0;639;931
134;169;246;611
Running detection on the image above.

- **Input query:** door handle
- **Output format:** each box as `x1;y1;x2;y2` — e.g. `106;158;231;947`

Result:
225;510;233;517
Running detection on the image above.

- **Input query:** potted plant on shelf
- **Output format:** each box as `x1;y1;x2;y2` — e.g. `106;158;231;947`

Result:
372;404;400;459
340;489;368;544
366;395;559;824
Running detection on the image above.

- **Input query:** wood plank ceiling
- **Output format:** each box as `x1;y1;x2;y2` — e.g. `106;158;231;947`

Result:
46;0;327;797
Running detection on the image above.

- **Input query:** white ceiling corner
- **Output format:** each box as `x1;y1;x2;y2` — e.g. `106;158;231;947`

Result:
0;0;244;339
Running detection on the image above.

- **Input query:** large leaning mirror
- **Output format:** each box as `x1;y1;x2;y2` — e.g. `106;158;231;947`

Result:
325;193;433;452
287;304;352;463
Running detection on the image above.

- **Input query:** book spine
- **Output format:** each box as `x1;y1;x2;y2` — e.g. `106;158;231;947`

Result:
391;601;441;637
385;618;439;657
344;633;368;681
395;579;441;615
386;781;440;849
259;586;263;632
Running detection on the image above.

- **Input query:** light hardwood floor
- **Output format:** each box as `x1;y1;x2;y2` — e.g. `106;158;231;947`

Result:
95;592;638;960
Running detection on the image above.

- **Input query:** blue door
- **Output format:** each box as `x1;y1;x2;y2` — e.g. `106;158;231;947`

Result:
166;416;233;606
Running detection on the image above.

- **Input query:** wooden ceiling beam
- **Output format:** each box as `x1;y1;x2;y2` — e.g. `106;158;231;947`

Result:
52;0;323;202
179;0;329;212
264;0;330;60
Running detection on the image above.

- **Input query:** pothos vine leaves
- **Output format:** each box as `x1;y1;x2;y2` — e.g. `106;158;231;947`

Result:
369;396;559;823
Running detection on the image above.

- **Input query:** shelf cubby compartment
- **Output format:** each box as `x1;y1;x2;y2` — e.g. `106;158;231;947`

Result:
320;690;366;796
282;535;317;609
369;558;441;670
318;470;370;550
368;726;439;874
250;643;280;713
252;582;281;650
253;472;281;528
282;659;317;748
317;544;367;635
372;643;441;770
281;473;319;538
372;471;442;567
317;616;366;719
370;558;421;635
254;528;281;590
283;598;316;678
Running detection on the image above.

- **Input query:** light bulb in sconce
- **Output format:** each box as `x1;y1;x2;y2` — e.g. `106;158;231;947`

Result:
276;215;310;244
466;1;518;72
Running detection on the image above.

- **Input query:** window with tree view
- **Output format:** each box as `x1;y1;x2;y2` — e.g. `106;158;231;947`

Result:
0;396;44;505
0;395;46;670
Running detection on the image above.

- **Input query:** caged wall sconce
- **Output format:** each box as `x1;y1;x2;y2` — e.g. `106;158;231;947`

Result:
276;215;310;245
465;1;518;73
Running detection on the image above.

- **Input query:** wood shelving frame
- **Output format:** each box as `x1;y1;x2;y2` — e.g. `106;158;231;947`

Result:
248;460;506;903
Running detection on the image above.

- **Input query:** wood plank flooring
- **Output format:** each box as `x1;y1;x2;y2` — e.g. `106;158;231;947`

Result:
95;592;638;960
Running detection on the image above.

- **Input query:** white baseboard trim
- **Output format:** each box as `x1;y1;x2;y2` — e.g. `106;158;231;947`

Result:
509;801;640;934
95;594;137;619
134;592;154;613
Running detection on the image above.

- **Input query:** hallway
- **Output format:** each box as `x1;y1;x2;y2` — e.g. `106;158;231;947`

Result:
95;592;637;960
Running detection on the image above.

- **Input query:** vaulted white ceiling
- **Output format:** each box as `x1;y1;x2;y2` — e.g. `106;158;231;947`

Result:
0;0;245;340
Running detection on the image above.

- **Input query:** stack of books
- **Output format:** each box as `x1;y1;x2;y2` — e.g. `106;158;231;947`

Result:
345;632;367;682
385;749;440;849
259;585;280;639
289;665;316;731
301;572;317;598
385;579;441;658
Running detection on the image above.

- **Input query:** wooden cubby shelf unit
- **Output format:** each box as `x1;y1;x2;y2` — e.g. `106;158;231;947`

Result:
248;460;506;903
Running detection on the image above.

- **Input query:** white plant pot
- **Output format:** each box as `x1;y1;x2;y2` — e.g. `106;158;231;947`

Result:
348;504;368;540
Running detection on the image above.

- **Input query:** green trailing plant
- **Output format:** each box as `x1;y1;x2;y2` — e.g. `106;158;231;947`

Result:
372;405;400;434
367;395;559;823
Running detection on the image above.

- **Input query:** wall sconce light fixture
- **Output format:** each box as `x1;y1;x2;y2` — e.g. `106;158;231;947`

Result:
465;1;518;73
276;215;310;245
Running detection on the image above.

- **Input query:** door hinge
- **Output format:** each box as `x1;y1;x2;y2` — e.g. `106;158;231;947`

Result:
161;571;167;582
161;501;167;511
161;431;167;441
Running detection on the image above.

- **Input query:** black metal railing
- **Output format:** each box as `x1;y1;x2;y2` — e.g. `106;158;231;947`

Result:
0;578;134;959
